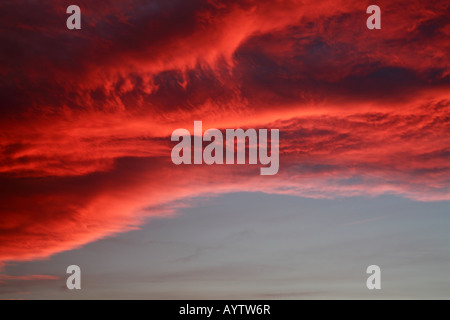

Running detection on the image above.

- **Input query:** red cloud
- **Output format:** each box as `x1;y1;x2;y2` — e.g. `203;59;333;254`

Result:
0;0;449;267
0;274;59;283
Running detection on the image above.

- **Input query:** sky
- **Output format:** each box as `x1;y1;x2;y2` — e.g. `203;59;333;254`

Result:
0;0;449;299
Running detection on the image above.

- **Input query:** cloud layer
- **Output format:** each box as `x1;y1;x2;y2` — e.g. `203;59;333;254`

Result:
0;0;449;265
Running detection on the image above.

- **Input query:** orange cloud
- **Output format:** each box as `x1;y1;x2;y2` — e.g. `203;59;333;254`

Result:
0;274;58;284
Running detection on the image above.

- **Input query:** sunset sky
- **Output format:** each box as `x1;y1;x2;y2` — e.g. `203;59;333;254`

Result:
0;0;449;299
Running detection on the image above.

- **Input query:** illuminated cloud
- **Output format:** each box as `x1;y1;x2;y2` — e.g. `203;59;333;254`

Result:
0;0;448;266
0;274;59;284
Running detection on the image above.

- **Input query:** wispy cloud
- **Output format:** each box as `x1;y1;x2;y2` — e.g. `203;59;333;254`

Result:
0;274;59;284
0;0;448;267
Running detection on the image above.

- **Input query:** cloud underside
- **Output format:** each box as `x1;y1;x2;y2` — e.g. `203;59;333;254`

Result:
0;0;449;263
